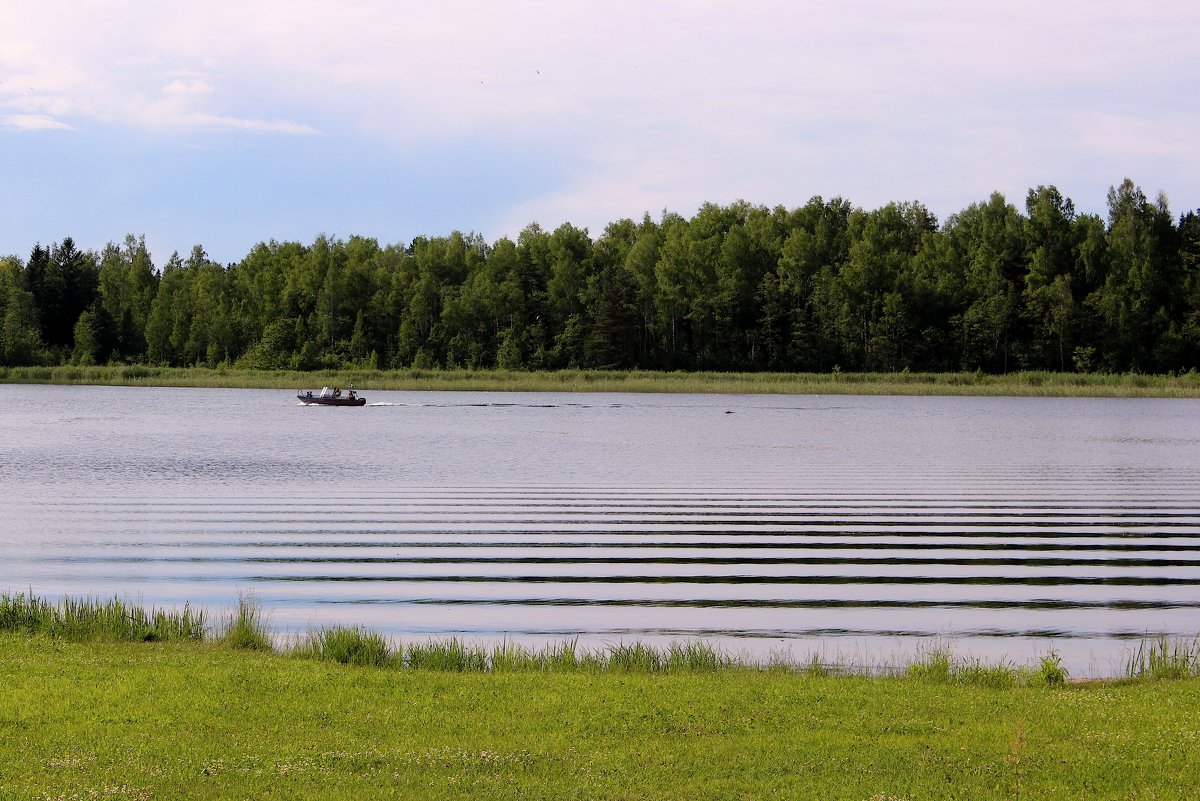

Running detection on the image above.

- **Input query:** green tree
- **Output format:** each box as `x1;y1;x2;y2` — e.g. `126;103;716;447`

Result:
1087;179;1180;371
238;317;303;370
25;238;99;355
0;256;45;365
1022;186;1080;370
97;234;157;361
545;223;594;367
714;203;779;366
8;182;1200;375
621;215;664;366
581;219;643;369
176;246;240;366
831;202;934;370
71;305;113;365
769;197;854;371
145;252;184;365
1178;210;1200;365
947;193;1026;371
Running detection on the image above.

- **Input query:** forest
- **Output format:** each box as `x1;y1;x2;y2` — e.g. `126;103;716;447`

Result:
1;179;1198;375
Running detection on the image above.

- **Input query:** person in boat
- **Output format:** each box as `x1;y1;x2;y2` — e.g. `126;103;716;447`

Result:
333;387;341;397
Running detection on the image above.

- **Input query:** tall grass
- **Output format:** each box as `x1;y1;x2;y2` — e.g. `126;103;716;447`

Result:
1036;649;1069;687
489;637;590;672
294;626;393;667
2;364;1197;398
6;593;1200;684
219;594;272;651
404;637;492;672
287;633;736;674
0;593;204;642
905;643;1066;689
1124;636;1200;680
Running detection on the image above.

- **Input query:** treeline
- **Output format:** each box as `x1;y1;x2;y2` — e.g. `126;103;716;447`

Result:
2;179;1198;374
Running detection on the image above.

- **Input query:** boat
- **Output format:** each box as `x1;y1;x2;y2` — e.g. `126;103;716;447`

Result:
297;385;366;406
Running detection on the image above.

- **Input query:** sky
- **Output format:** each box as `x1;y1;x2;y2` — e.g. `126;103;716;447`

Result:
2;0;1198;266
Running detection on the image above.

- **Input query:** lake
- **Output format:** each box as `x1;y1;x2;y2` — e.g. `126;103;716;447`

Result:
1;383;1197;676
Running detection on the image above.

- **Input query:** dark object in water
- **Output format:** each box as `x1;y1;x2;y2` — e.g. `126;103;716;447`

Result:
297;385;366;406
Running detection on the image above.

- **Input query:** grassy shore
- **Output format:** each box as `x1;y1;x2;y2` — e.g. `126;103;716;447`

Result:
3;595;1200;799
2;363;1199;397
5;634;1200;800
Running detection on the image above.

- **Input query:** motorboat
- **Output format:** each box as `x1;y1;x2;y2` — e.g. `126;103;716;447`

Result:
297;385;366;406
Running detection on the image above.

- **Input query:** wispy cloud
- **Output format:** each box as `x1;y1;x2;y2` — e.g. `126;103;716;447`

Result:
2;114;74;131
121;76;319;134
1;9;323;138
183;114;320;136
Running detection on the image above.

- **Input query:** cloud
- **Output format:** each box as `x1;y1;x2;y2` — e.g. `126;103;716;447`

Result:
5;3;1197;141
2;0;1198;254
125;76;320;135
183;113;320;136
0;9;322;137
162;78;215;98
2;114;74;131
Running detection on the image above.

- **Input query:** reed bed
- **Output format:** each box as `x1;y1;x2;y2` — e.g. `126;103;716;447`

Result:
2;364;1198;397
219;594;272;651
904;643;1070;689
287;630;741;673
1124;635;1200;680
5;593;1198;684
292;625;393;667
0;592;205;642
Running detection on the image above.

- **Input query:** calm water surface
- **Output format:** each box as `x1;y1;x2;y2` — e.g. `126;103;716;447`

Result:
2;383;1198;675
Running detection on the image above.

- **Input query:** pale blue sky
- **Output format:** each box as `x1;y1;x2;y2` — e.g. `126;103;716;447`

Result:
2;0;1197;265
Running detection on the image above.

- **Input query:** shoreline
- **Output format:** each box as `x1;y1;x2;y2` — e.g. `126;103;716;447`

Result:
2;364;1199;398
4;593;1196;683
5;623;1199;797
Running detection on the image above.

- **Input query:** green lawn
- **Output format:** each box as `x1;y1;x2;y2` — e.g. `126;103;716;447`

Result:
2;634;1198;800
